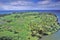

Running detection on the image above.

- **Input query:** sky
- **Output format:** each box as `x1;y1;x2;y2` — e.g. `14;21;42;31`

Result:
0;0;60;10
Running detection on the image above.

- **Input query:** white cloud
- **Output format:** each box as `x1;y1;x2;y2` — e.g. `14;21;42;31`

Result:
1;5;60;10
9;1;35;6
1;5;30;10
0;0;60;10
37;0;50;5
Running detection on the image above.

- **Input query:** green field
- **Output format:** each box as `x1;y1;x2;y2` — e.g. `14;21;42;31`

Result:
0;12;60;40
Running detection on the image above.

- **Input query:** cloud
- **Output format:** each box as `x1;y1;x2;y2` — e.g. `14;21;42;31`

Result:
0;0;60;10
9;1;35;6
1;5;33;10
37;0;51;5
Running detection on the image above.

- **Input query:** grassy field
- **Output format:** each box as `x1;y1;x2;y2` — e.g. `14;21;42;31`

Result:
0;12;60;40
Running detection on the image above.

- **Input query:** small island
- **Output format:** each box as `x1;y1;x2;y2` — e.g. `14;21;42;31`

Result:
0;12;60;40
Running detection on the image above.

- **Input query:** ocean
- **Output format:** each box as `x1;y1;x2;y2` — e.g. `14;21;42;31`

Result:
0;10;60;14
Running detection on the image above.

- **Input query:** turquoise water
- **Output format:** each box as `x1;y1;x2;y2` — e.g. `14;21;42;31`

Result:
41;30;60;40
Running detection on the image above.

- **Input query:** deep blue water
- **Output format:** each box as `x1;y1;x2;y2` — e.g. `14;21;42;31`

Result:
0;10;60;14
0;10;60;40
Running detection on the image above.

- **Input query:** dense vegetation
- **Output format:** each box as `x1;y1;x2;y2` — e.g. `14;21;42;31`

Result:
0;12;60;40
